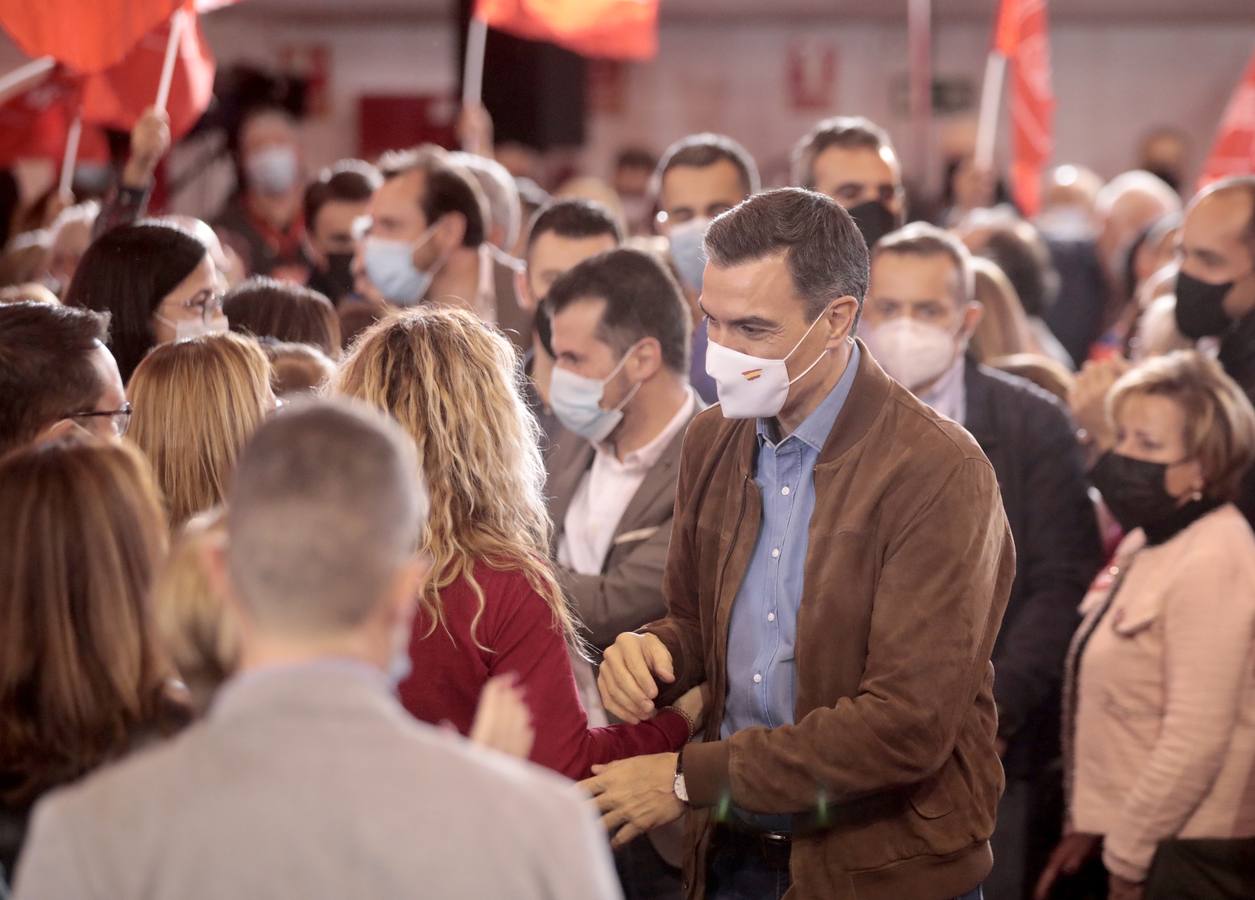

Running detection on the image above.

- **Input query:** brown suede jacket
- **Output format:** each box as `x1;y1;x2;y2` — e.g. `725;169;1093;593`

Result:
645;342;1016;900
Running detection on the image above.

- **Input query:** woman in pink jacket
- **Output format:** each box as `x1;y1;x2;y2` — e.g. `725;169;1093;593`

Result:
1037;351;1255;900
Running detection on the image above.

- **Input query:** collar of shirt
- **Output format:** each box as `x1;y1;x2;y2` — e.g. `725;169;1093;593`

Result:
756;342;860;451
919;352;968;424
596;386;697;473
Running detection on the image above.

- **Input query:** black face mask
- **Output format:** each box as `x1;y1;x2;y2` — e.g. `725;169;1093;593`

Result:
1174;269;1236;339
1090;451;1185;533
847;200;902;252
322;252;357;301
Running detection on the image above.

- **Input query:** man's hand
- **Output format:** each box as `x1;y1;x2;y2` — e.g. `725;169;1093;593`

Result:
1108;875;1145;900
469;674;534;760
457;102;494;158
123;106;171;188
1034;832;1101;900
598;632;675;724
579;753;684;850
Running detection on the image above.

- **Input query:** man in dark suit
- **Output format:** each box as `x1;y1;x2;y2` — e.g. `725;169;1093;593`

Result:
862;222;1104;899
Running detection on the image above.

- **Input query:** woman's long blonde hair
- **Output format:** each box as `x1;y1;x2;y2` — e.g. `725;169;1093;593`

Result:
152;509;238;716
0;437;181;805
336;307;577;647
128;331;272;526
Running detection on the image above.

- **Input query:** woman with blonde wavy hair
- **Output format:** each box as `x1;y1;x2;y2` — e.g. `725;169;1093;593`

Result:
337;307;702;780
127;331;275;526
0;437;188;876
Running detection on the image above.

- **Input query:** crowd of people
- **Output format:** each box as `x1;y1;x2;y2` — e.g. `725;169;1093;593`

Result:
1;92;1254;900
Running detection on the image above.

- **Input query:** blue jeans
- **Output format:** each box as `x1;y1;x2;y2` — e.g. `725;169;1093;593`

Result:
707;837;985;900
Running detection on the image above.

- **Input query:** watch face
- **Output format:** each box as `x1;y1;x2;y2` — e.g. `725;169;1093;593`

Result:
673;773;689;804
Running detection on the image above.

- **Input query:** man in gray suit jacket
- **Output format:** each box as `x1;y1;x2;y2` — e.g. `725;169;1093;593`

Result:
13;400;621;900
544;247;701;900
545;247;701;653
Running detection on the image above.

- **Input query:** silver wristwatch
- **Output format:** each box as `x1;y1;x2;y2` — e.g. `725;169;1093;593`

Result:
673;764;689;804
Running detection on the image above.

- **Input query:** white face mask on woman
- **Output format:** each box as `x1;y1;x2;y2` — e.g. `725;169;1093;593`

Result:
704;306;833;419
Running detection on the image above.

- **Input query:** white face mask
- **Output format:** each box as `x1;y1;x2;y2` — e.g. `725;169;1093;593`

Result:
704;307;833;419
862;318;962;392
245;145;300;196
155;313;228;343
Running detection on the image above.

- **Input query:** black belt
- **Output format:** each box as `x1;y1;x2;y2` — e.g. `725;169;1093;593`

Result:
713;824;793;872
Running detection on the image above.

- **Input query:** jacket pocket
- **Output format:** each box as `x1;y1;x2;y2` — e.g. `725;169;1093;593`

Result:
909;771;956;820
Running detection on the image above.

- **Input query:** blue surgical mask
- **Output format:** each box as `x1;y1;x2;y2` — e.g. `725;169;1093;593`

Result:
669;217;710;293
362;227;442;307
549;348;641;443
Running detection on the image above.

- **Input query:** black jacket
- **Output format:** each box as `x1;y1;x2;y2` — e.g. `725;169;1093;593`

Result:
1219;312;1255;527
964;362;1103;778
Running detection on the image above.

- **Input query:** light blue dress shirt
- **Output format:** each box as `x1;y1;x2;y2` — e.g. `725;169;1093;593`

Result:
722;343;860;741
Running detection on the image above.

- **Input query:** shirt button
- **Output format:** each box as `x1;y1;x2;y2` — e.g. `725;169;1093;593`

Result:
753;673;763;684
771;548;781;559
767;612;776;623
781;485;791;496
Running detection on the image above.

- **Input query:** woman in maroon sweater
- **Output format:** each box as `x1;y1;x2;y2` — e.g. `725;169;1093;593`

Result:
337;307;701;780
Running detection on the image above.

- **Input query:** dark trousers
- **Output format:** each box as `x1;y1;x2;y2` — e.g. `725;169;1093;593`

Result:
1146;837;1255;900
987;771;1064;900
706;827;986;900
615;834;683;900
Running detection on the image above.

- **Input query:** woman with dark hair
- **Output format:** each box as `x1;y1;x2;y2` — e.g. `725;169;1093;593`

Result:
0;437;188;877
63;221;225;382
223;276;341;358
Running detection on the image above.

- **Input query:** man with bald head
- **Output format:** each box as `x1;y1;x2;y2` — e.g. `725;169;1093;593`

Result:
13;399;621;900
1094;170;1182;296
1176;175;1255;523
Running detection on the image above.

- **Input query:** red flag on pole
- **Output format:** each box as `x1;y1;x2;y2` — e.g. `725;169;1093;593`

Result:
991;0;1053;216
474;0;659;60
1198;49;1255;189
0;0;182;74
81;2;216;139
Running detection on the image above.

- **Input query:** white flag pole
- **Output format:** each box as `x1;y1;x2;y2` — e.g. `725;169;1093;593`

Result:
0;56;55;104
462;15;488;108
59;114;83;198
974;51;1007;172
155;8;188;113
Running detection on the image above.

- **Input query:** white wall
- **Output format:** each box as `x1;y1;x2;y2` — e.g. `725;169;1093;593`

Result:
2;14;1252;215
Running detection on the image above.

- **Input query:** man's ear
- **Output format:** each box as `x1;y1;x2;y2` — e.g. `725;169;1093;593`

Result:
514;268;537;313
962;300;985;339
626;337;664;382
824;296;861;349
436;212;467;253
35;418;91;446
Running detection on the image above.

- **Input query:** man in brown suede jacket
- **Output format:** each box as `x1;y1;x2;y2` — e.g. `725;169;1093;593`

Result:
583;188;1015;900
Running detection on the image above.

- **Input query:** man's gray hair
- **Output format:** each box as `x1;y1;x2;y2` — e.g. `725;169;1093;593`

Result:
704;188;868;321
448;152;522;251
227;398;428;635
874;222;975;304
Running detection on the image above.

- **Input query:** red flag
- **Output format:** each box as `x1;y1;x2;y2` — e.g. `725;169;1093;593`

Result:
474;0;658;60
992;0;1053;216
0;0;182;74
0;68;110;166
1198;49;1255;189
81;3;216;140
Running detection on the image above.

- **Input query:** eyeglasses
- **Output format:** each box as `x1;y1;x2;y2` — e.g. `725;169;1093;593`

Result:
162;289;225;324
69;402;133;437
